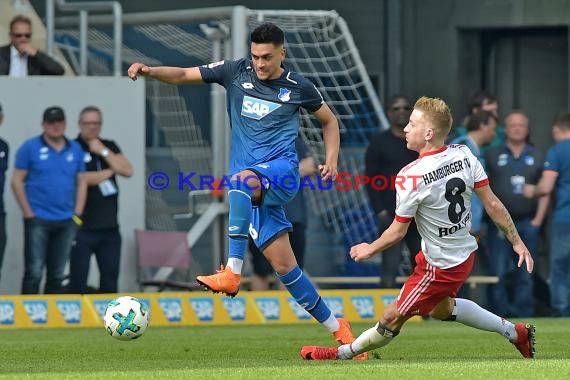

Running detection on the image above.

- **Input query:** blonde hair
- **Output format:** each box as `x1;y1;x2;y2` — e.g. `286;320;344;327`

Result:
414;96;453;138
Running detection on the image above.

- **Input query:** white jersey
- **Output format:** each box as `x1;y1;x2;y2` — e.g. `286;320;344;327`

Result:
395;144;489;269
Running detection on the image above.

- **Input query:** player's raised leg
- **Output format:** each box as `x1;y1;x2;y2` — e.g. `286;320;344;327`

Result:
196;171;260;297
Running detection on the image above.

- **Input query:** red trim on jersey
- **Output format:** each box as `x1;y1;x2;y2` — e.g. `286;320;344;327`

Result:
395;215;413;223
397;251;475;317
419;145;448;158
474;178;489;188
400;158;422;173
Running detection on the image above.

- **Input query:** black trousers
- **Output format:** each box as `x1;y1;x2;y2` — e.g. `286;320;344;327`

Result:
69;228;121;294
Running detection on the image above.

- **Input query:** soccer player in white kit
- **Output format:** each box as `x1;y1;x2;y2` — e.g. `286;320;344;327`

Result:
301;96;536;360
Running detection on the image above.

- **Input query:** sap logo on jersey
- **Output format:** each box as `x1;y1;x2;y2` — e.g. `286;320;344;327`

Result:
241;95;281;120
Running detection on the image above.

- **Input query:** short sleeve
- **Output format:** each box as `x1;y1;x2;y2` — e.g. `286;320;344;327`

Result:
198;59;240;87
544;146;560;173
14;141;31;170
72;142;86;173
472;157;489;188
300;79;324;113
394;179;421;222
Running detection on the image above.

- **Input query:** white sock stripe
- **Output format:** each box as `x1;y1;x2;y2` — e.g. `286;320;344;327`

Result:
400;263;436;314
280;271;303;286
349;343;355;354
228;189;252;199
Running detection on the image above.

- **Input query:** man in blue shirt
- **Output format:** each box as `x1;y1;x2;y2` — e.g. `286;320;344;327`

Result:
524;111;570;316
128;23;365;357
12;106;87;294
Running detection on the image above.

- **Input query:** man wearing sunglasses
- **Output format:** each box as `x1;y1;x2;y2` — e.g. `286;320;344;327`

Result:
0;15;64;76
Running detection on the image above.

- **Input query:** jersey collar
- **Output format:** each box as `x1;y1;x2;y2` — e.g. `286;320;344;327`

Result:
40;134;71;150
419;145;448;158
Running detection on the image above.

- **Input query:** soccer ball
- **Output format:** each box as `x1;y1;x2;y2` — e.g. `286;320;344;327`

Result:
103;296;150;341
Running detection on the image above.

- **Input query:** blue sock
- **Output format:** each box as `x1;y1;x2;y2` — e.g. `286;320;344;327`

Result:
227;180;253;260
228;239;248;260
278;266;332;323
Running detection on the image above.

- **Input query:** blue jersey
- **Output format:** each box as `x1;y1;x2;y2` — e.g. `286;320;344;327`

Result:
544;139;570;223
199;59;324;175
15;135;85;220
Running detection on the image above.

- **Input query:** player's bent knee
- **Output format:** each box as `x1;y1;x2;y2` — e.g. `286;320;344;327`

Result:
430;297;455;321
231;171;261;190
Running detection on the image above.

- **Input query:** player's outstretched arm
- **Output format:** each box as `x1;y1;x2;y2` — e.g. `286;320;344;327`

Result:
313;103;339;181
350;219;409;262
127;62;204;85
476;184;534;273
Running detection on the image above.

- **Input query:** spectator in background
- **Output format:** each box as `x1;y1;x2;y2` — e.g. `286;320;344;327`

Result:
0;15;64;76
365;95;420;288
68;106;133;294
450;110;497;238
524;111;570;317
11;106;86;294
447;90;505;151
249;135;316;291
485;110;548;317
0;104;8;283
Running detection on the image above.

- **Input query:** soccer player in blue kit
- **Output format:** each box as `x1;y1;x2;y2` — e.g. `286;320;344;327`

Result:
128;22;366;358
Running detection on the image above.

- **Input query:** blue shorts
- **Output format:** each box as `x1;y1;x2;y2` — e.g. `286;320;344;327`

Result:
247;158;299;207
250;205;292;250
245;158;299;249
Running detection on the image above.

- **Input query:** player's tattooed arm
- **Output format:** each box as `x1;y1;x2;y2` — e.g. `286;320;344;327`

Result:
494;204;522;244
476;182;533;273
476;185;523;245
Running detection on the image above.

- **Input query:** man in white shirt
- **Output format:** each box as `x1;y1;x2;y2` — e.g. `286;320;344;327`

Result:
301;96;537;360
0;15;64;76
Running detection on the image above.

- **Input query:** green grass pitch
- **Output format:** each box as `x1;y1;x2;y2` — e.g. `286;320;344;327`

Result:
1;318;569;379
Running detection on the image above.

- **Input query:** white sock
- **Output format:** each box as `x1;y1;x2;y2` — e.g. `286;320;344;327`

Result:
226;258;243;274
323;314;340;333
338;323;394;359
454;298;517;341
